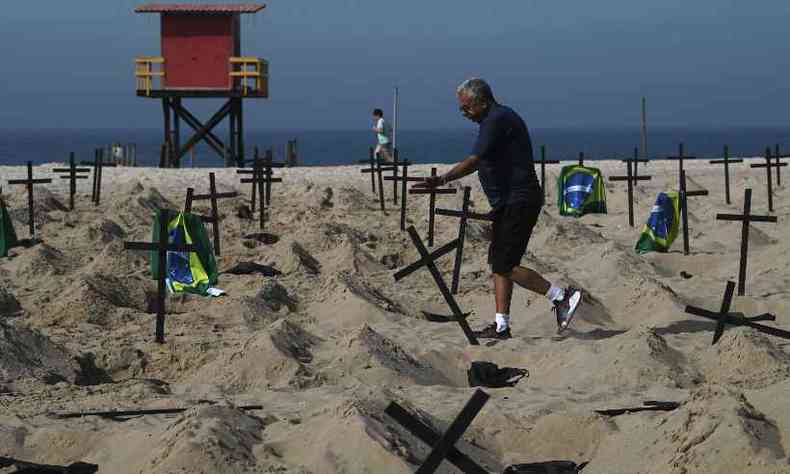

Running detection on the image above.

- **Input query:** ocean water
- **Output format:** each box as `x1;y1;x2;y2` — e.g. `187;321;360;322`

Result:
0;127;788;168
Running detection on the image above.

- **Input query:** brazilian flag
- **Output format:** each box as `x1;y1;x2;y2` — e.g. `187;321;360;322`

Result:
635;192;680;254
557;165;607;217
151;210;218;296
0;198;18;258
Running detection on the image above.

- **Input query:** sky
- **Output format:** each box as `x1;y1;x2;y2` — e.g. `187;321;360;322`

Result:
0;0;789;130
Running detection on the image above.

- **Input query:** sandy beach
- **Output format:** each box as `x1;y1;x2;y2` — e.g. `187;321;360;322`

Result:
1;158;789;473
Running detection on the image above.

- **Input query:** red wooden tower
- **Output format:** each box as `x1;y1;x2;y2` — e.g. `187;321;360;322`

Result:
135;3;268;167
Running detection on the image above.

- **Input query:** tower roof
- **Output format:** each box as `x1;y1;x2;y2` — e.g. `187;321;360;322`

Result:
135;3;265;14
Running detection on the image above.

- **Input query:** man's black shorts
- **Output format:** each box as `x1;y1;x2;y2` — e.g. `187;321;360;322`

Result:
488;203;542;274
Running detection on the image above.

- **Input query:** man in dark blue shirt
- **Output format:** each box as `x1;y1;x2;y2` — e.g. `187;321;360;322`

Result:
416;78;582;339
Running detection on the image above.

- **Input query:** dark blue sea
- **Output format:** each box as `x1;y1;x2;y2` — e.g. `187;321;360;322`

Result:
1;128;788;167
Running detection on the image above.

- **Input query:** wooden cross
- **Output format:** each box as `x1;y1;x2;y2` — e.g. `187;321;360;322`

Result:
678;169;709;255
384;160;425;230
750;147;787;213
436;187;493;294
358;147;378;194
384;389;490;474
622;147;650;180
361;158;395;213
685;280;787;345
259;148;285;208
716;188;778;296
595;400;680;417
609;151;652;227
536;145;559;200
238;148;284;212
409;168;457;247
774;144;788;186
124;208;197;343
394;226;478;344
665;143;695;190
81;148;117;206
7;161;52;237
708;145;743;205
184;172;238;256
52;152;91;211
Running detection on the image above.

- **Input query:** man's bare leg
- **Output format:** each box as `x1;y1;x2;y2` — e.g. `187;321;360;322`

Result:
494;273;514;314
503;266;551;295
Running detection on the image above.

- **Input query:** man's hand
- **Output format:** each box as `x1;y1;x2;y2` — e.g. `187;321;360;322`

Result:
412;175;445;189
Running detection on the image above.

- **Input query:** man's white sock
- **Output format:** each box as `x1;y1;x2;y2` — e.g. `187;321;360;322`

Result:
546;285;564;303
495;313;510;332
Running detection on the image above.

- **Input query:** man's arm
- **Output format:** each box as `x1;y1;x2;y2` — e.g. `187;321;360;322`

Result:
414;155;480;188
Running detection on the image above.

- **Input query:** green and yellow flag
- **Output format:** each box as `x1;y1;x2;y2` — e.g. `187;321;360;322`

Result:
635;192;680;254
0;198;18;258
557;165;607;217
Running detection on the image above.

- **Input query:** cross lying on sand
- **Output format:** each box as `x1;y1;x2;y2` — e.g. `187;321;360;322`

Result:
678;169;709;255
594;400;680;417
409;167;457;247
81;148;117;206
54;404;263;421
394;226;478;345
124;208;197;343
609;151;652;227
385;389;490;474
684;280;787;345
7;161;52;238
184;172;238;256
708;145;743;205
52;152;91;211
750;147;787;213
435;187;493;295
715;188;777;296
0;456;98;474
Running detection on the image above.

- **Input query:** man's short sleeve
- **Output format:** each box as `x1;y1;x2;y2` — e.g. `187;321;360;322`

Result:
472;113;507;160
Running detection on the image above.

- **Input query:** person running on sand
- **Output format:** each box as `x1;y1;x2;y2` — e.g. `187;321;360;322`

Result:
372;108;394;163
414;78;582;338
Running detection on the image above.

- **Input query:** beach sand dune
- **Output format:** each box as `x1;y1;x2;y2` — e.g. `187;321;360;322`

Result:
0;159;788;473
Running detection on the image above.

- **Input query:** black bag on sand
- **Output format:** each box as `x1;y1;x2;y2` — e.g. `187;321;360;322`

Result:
467;361;528;388
503;460;587;473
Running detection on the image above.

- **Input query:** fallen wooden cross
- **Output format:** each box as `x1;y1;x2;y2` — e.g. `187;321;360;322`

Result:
409;167;457;247
394;226;478;344
7;161;52;238
384;389;490;473
52;152;91;211
0;456;98;474
435;187;493;294
609;150;652;227
537;145;559;201
54;404;263;420
81;148;117;206
708;145;743;205
184;172;238;256
678;169;709;255
750;147;787;213
384;160;425;230
716;188;777;296
124;208;198;343
684;280;787;344
594;400;680;417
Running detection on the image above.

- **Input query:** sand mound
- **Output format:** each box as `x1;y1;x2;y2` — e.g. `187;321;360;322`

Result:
136;405;267;474
589;385;786;473
323;324;451;386
532;212;608;253
190;319;321;393
81;218;127;244
697;328;790;389
11;243;71;280
44;272;151;326
308;272;406;330
320;222;374;247
321;241;386;276
7;187;68;226
279;240;321;275
335;186;378;211
544;327;700;389
0;320;77;385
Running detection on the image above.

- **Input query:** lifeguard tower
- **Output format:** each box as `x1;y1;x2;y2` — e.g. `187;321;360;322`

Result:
134;3;268;167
